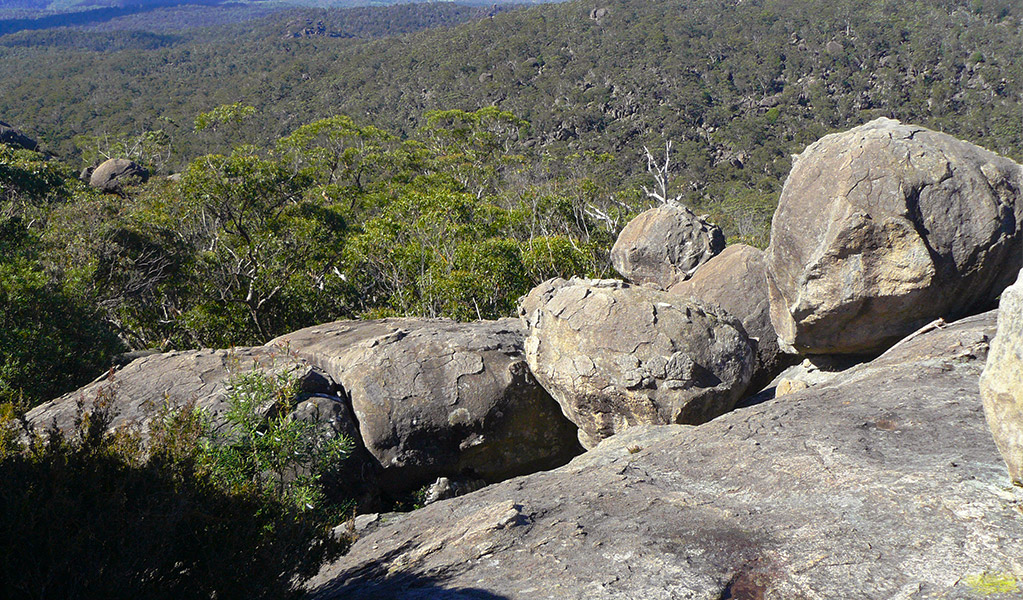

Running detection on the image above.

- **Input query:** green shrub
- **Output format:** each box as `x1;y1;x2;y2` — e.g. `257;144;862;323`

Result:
0;370;353;599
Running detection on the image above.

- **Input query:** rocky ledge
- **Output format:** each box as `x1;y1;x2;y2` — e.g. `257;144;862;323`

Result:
308;310;1023;599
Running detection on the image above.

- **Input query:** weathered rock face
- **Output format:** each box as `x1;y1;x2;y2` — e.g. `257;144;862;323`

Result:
766;117;1023;354
89;158;149;192
611;204;725;288
980;270;1023;484
24;347;343;437
668;244;793;391
270;318;582;493
0;120;38;151
519;278;754;449
308;311;1023;600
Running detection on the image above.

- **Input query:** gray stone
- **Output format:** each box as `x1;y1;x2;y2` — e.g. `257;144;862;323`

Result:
269;318;582;493
89;158;149;193
24;347;340;439
668;243;794;391
308;310;1023;600
611;204;725;289
766;118;1023;355
0;120;38;151
980;270;1023;484
519;277;754;449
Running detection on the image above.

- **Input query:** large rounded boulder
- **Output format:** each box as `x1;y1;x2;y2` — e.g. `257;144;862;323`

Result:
519;277;754;449
766;117;1023;354
269;318;582;493
980;269;1023;485
89;158;149;193
669;244;792;392
611;204;725;288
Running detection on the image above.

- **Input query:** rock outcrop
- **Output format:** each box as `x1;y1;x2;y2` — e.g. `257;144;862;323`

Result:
610;204;724;288
519;278;754;449
89;158;149;193
0;120;38;151
766;117;1023;354
270;318;582;493
308;310;1023;600
980;270;1023;485
24;347;346;438
668;244;792;391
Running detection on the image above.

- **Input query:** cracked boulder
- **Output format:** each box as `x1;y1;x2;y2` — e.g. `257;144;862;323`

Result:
980;269;1023;484
766;117;1023;354
269;318;582;493
519;278;754;449
610;204;725;288
669;244;793;392
24;347;344;439
308;310;1023;600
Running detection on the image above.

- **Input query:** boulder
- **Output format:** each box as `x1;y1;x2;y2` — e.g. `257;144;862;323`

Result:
519;278;754;449
89;158;149;193
980;269;1023;484
0;120;38;151
269;318;582;493
766;117;1023;354
668;244;793;391
308;310;1023;600
24;347;344;438
610;204;725;288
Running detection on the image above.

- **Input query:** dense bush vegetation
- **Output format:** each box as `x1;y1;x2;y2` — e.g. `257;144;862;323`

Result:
1;105;626;406
0;369;353;599
0;0;1019;225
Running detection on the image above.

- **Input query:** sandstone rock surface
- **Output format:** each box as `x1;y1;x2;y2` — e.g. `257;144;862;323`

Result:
24;347;343;437
980;270;1023;484
611;204;724;288
89;158;149;192
270;318;581;493
519;278;753;449
669;243;792;391
309;311;1023;600
766;117;1023;354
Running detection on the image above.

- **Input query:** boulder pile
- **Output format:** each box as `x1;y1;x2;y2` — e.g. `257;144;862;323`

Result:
25;120;1023;595
668;243;792;391
308;310;1023;600
270;318;582;492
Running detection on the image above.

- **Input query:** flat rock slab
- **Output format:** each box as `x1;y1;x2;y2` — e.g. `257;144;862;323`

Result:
309;310;1023;600
25;347;328;436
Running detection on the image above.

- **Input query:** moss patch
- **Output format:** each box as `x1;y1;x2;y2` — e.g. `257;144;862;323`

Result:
965;572;1019;595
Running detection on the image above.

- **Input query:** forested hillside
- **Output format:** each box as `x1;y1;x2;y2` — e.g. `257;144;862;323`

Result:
1;0;1019;227
1;0;1021;404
